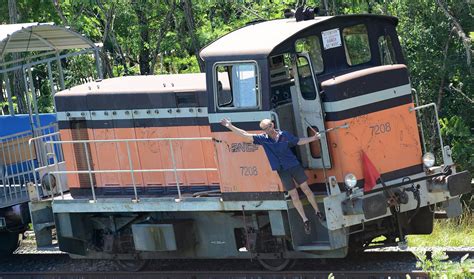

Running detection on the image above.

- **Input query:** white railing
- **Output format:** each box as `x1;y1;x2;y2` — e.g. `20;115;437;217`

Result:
43;137;218;202
0;124;58;207
409;103;447;164
27;131;64;201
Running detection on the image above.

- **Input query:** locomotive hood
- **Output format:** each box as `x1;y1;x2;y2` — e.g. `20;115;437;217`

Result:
54;73;207;112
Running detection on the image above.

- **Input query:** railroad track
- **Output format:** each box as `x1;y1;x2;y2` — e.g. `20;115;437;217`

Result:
1;250;472;278
0;270;434;279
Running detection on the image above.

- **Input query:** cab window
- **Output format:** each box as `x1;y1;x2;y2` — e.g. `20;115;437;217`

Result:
296;56;317;100
378;35;397;65
295;36;324;74
215;62;259;109
343;24;371;66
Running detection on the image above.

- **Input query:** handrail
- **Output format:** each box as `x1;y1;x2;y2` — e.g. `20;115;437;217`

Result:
45;137;214;144
411;89;427;153
409;103;446;164
44;137;218;203
0;123;56;141
28;131;61;201
1;125;58;206
269;111;280;129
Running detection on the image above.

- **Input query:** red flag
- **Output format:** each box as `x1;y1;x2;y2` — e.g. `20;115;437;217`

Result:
361;151;380;192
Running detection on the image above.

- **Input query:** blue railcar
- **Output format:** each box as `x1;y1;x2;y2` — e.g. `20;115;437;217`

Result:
0;113;57;256
0;114;56;137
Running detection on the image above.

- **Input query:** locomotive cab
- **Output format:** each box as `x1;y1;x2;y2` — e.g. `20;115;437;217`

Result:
202;15;413;198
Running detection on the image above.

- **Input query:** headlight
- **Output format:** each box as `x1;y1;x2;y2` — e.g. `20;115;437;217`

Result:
422;152;435;168
344;173;357;188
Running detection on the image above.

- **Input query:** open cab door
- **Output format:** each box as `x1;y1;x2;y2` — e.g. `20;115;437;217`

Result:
290;52;331;169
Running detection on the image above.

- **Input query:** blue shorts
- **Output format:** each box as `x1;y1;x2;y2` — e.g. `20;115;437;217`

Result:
277;164;308;191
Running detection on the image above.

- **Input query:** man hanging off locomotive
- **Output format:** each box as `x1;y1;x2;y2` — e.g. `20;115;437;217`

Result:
221;118;323;234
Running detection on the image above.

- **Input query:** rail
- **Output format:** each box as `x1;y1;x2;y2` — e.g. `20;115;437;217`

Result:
0;124;58;208
409;103;447;164
27;131;64;201
44;137;218;202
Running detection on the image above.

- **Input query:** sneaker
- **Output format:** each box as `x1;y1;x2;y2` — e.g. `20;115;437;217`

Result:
303;220;311;234
316;211;324;220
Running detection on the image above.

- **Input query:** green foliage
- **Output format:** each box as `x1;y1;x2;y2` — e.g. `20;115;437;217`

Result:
63;55;99;88
408;210;474;247
0;0;60;24
440;116;474;174
1;1;472;175
0;96;17;115
388;1;473;127
413;249;473;279
342;24;371;66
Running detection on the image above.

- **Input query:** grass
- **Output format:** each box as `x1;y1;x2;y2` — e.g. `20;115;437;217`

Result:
408;210;474;247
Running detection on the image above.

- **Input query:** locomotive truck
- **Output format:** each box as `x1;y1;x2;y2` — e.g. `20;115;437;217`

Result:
24;13;471;271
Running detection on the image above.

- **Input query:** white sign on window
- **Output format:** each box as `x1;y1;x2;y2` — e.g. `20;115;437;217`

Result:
322;28;342;50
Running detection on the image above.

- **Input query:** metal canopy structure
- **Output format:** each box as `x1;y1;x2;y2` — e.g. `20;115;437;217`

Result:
0;22;102;120
0;22;96;54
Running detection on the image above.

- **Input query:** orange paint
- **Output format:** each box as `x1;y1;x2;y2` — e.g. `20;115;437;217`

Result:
63;103;421;195
212;131;283;193
212;103;422;193
65;125;220;190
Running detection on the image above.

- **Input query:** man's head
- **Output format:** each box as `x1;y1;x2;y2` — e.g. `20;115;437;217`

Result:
259;119;275;134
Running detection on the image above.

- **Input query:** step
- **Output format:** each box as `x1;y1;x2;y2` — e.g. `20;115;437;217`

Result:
434;210;448;219
35;221;55;231
36;244;62;253
296;241;332;251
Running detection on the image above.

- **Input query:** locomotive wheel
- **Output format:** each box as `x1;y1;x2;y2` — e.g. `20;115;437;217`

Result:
115;259;150;272
257;258;296;271
0;232;20;256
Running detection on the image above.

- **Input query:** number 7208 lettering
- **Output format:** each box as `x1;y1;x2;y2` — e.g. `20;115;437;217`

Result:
370;122;391;136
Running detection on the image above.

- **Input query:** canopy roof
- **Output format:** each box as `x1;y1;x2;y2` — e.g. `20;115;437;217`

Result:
0;22;97;56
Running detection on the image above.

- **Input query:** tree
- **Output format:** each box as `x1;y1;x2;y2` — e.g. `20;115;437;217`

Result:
0;1;471;172
7;0;27;114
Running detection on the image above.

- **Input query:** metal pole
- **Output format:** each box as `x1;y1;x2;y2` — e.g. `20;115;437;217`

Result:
169;140;182;200
55;52;65;90
125;141;138;201
8;137;20;199
1;59;14;116
432;107;446;162
5;140;14;201
0;140;9;200
160;52;163;74
51;143;64;200
22;68;36;133
28;138;41;201
83;142;96;202
94;48;103;80
27;67;41;133
15;135;27;197
412;89;427;153
47;62;57;113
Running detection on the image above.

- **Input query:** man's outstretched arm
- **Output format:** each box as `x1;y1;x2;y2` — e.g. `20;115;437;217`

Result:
297;133;321;145
220;118;256;142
